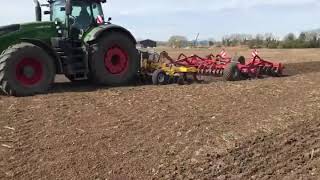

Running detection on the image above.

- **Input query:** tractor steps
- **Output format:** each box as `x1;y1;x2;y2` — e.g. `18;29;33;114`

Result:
53;40;88;77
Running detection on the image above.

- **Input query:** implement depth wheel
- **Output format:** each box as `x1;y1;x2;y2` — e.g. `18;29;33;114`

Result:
223;62;241;81
0;43;55;96
177;76;185;85
90;32;139;86
238;56;246;65
152;69;168;85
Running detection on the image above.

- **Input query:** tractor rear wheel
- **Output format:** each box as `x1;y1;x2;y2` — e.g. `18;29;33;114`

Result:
90;32;139;86
223;62;241;81
0;43;55;96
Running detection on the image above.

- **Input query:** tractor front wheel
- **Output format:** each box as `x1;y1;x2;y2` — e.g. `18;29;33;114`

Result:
90;32;139;86
0;43;55;96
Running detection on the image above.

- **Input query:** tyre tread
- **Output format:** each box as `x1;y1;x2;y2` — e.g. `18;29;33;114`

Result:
90;32;139;86
0;42;55;96
223;62;241;81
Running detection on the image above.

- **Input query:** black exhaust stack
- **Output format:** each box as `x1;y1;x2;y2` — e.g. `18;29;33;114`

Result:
34;0;42;21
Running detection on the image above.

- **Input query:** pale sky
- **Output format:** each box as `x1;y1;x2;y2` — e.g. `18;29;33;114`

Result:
1;0;319;41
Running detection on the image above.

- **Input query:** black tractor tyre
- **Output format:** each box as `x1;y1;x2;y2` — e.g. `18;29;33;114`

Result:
0;43;55;96
90;32;139;86
223;62;241;81
152;69;168;85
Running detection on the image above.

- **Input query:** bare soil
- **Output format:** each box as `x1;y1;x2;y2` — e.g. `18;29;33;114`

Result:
0;48;320;180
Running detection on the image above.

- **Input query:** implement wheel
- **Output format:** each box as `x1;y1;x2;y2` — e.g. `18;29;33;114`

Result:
223;62;241;81
0;43;55;96
152;69;168;85
238;56;246;65
177;76;185;85
90;32;139;85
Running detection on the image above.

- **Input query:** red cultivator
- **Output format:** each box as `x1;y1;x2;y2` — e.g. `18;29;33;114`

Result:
140;49;284;85
158;49;284;81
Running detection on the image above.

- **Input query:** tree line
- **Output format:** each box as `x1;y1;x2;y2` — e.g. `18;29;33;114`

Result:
165;31;320;49
222;32;320;49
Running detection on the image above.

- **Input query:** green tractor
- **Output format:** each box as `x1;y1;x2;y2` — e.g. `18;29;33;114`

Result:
0;0;139;96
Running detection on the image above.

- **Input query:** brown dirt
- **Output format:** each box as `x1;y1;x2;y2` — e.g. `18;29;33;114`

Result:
0;48;320;180
156;117;320;180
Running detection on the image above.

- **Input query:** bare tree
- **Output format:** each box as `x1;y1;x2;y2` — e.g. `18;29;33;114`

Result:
168;36;188;48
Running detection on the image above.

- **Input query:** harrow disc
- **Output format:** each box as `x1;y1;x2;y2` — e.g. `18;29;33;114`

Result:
193;73;205;83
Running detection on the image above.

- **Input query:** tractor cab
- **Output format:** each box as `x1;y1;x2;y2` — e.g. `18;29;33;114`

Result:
44;0;106;38
50;0;105;31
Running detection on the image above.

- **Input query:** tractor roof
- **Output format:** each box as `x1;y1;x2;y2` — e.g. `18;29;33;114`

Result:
47;0;106;3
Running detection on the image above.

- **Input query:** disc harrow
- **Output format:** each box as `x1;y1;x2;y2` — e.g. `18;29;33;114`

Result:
139;49;284;85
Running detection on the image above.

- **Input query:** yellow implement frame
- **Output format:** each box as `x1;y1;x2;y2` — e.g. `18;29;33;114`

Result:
160;64;198;76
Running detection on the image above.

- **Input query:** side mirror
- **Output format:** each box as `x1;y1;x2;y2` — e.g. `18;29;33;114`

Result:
65;0;72;16
106;17;112;24
34;0;42;21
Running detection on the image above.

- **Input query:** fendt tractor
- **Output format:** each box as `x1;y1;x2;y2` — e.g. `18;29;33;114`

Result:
0;0;139;96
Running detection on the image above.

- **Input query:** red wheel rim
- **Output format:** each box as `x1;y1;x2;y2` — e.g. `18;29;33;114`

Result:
104;46;128;74
15;58;43;86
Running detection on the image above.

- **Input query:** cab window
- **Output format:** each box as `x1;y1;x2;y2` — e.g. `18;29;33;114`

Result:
72;1;93;30
51;0;66;23
91;3;104;19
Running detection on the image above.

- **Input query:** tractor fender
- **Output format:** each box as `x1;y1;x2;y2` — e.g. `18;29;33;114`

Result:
20;38;63;74
84;24;137;45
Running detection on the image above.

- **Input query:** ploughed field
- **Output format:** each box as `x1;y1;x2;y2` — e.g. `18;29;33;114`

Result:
0;47;320;179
